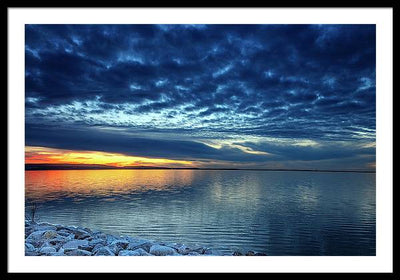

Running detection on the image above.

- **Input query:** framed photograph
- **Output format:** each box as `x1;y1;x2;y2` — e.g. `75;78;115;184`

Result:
7;5;394;274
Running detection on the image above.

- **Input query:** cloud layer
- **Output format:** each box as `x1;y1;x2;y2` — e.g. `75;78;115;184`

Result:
25;24;376;169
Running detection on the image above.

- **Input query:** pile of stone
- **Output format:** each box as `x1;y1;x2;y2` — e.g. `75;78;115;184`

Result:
25;221;266;256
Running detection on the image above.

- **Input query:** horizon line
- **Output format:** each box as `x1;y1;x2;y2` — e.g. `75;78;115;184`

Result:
25;163;376;173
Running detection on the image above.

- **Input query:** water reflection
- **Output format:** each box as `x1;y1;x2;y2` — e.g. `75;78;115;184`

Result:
25;170;375;255
25;169;194;202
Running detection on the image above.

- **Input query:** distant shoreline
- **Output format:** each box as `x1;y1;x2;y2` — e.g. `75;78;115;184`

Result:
25;164;375;173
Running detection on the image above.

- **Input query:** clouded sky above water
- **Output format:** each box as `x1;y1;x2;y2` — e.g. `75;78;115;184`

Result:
25;24;376;170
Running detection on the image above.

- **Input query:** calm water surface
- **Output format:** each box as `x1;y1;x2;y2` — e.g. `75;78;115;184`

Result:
25;170;375;255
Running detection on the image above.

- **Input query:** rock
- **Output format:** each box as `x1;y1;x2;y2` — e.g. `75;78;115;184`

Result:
25;243;36;252
187;252;201;256
39;246;57;255
89;239;105;247
49;251;65;256
94;233;107;240
92;243;104;254
118;250;136;256
245;251;255;256
83;227;93;234
25;227;34;238
108;244;121;255
57;230;72;237
118;248;152;256
191;245;206;254
131;248;153;256
48;237;67;250
126;240;153;252
233;251;243;256
94;246;115;256
25;251;40;256
177;245;192;255
26;230;47;240
110;239;129;250
62;240;89;250
39;241;52;249
73;228;91;240
203;248;224;256
43;230;58;239
255;252;267;256
106;235;117;244
64;249;92;256
149;245;178;256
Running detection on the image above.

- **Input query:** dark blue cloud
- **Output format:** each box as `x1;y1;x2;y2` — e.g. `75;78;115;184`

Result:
25;24;376;169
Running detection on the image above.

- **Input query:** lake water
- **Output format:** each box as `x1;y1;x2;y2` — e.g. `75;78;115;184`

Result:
25;169;375;255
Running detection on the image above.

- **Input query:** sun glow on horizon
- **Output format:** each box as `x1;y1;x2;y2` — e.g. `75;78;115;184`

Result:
25;146;194;168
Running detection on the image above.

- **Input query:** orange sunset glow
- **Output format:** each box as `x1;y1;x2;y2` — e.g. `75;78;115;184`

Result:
25;146;194;168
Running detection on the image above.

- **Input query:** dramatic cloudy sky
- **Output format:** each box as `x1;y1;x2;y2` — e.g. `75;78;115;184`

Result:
25;24;376;170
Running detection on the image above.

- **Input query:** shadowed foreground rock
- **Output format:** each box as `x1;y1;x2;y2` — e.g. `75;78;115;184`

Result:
25;221;267;256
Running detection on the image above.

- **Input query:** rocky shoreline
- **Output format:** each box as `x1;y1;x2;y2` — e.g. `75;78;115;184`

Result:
25;221;266;256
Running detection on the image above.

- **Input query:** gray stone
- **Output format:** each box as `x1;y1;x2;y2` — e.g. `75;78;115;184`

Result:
203;248;224;256
26;230;47;240
39;246;57;255
64;249;92;256
110;239;129;249
89;238;105;247
177;245;192;255
187;252;201;256
57;230;72;237
94;246;115;256
118;248;152;256
48;237;67;250
95;233;107;240
191;246;206;254
49;252;65;256
149;245;178;256
92;243;104;255
72;228;91;240
126;240;153;252
108;244;121;255
25;243;36;252
42;230;58;240
106;234;117;244
25;251;40;256
63;240;89;250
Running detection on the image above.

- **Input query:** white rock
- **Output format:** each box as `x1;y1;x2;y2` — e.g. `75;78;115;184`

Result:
94;246;115;256
149;245;178;256
118;248;152;256
39;246;56;255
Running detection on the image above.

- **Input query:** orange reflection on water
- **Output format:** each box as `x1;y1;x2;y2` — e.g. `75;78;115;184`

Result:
25;169;195;201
